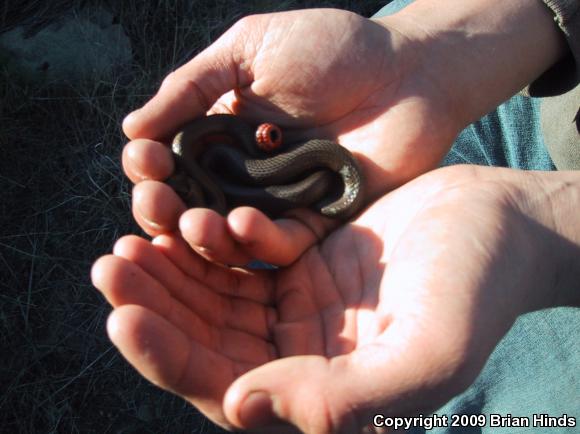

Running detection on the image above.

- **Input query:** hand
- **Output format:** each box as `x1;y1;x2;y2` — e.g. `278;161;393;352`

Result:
92;165;576;433
121;3;566;264
121;8;464;264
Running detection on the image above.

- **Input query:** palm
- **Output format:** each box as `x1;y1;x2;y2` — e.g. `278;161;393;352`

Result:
214;9;459;195
271;224;386;359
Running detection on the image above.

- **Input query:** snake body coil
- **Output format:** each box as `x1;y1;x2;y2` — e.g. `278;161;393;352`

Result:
166;114;364;219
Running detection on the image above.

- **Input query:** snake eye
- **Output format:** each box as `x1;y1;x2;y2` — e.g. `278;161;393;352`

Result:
255;123;282;151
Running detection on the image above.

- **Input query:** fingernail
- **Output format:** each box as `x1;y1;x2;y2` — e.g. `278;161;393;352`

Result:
133;189;163;230
194;245;214;257
239;391;279;428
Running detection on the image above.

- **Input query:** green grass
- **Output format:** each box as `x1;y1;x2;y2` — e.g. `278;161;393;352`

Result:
0;1;388;432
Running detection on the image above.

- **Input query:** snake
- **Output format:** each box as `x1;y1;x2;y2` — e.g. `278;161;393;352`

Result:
165;114;365;220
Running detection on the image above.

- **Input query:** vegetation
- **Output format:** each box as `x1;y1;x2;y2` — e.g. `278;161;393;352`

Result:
0;1;387;432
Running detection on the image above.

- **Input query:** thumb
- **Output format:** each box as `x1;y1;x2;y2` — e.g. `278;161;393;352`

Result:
222;351;414;434
122;19;253;141
224;355;359;433
223;331;463;433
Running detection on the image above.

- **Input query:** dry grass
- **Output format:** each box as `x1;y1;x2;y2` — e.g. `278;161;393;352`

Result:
0;1;388;432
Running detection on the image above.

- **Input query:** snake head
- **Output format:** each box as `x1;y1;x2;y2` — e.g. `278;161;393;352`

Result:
255;123;282;152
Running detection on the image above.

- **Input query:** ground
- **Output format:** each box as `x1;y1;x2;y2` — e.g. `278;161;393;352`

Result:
0;1;388;433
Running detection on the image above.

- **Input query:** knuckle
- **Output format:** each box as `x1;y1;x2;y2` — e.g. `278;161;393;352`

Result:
160;70;178;90
233;14;260;32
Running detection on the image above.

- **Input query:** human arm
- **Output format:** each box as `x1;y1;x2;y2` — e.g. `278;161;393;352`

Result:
373;0;569;121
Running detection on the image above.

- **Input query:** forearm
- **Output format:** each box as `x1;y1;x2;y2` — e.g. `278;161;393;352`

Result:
375;0;568;127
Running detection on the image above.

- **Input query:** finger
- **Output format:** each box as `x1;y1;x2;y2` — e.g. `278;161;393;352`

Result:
93;255;274;365
122;24;249;141
122;139;173;184
179;206;326;267
107;305;253;430
93;254;205;339
131;181;185;236
227;207;335;266
152;234;275;306
112;235;274;339
179;208;253;266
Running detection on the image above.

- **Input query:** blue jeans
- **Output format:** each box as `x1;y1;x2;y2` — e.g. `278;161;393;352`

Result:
372;2;579;433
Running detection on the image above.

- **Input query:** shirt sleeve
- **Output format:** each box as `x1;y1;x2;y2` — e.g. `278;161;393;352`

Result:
526;0;580;96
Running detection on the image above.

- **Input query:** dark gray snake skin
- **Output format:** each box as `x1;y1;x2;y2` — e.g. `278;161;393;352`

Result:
166;114;365;220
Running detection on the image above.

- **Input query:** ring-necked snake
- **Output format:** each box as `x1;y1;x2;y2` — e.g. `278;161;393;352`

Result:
165;114;365;220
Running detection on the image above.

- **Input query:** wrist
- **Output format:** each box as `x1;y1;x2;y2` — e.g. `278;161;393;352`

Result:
514;171;580;309
451;166;580;313
375;0;567;128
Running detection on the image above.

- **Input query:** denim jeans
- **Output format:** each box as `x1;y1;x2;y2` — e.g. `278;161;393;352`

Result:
372;2;579;432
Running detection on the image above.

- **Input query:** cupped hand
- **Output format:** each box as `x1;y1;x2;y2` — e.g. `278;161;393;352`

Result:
122;8;463;264
92;165;559;433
